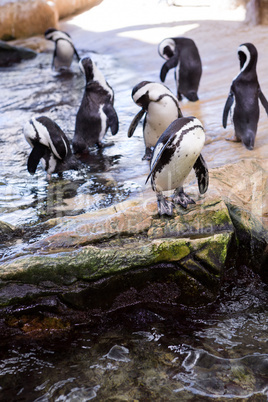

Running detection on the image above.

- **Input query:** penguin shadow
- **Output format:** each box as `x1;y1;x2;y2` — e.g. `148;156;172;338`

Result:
53;68;79;80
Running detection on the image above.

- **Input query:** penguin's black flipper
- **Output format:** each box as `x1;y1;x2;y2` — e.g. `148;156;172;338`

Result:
193;153;209;194
103;103;119;135
222;91;234;128
127;108;145;138
27;144;47;175
258;88;268;115
160;55;179;82
145;131;176;184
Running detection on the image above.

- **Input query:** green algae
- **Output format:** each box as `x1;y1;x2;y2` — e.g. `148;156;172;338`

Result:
0;233;232;304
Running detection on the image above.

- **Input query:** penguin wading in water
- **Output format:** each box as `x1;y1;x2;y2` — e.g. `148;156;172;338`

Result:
158;37;202;102
128;81;182;161
146;116;209;216
24;116;79;180
72;57;119;154
44;28;80;70
223;42;268;150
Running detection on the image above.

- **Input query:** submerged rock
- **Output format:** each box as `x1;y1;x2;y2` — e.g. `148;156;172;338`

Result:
0;220;15;240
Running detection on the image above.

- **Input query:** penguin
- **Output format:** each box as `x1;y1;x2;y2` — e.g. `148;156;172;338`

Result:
146;116;209;216
158;37;202;102
222;42;268;150
23;116;80;180
128;81;182;160
44;28;80;70
72;57;119;154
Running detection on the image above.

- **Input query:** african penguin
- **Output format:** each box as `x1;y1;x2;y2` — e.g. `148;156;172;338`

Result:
222;42;268;150
128;81;182;160
158;37;202;102
146;116;209;216
44;28;80;70
72;57;119;154
23;116;80;180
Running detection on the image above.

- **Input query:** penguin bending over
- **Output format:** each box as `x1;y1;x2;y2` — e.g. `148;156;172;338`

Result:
128;81;182;160
24;116;79;180
146;116;209;216
222;42;268;150
44;28;80;70
72;57;119;154
158;37;202;102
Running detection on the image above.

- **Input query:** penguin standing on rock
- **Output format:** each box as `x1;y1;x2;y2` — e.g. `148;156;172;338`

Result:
146;116;209;217
128;81;182;160
72;57;119;154
24;116;80;180
158;37;202;102
44;28;80;71
222;42;268;150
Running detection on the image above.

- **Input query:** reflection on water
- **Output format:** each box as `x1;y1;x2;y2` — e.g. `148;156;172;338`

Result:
0;295;267;401
0;265;267;401
176;348;268;398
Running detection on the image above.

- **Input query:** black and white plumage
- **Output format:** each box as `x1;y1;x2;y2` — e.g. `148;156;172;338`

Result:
222;42;268;150
24;116;79;180
44;28;80;70
72;57;119;154
128;81;182;160
158;37;202;102
146;116;208;216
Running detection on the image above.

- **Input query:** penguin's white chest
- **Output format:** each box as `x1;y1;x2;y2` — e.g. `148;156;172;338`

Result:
41;155;57;174
55;41;74;67
98;104;108;141
144;98;179;147
153;127;205;192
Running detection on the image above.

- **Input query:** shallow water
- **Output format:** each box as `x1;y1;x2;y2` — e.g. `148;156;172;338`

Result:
0;0;268;400
0;51;148;229
1;267;268;401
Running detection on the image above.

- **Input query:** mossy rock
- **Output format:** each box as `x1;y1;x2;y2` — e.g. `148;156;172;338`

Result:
0;231;232;309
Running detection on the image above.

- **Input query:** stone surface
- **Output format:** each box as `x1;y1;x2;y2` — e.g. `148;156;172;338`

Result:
0;0;58;41
54;0;102;19
210;159;267;231
0;186;234;309
8;36;52;53
0;157;267;313
0;0;102;41
0;40;37;66
0;220;15;240
211;159;268;272
259;0;268;24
